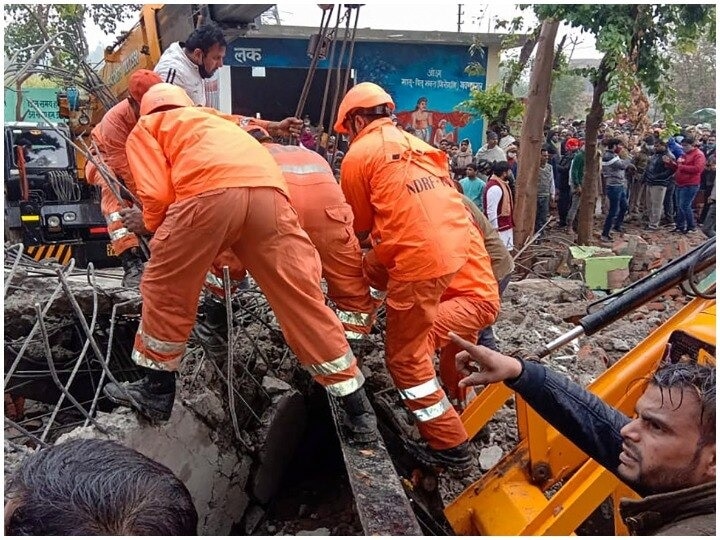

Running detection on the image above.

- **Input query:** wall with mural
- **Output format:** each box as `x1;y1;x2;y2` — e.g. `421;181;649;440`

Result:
225;37;487;145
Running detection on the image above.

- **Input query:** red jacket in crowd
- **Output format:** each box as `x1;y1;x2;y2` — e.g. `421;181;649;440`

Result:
667;147;707;187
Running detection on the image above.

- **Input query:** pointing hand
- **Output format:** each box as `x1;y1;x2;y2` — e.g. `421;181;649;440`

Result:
449;332;523;388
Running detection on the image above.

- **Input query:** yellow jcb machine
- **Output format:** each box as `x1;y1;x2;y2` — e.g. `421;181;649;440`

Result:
443;237;715;535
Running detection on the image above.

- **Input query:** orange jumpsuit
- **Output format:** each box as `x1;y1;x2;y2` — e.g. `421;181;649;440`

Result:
125;106;364;398
341;118;499;450
85;102;276;257
205;143;375;340
85;99;140;256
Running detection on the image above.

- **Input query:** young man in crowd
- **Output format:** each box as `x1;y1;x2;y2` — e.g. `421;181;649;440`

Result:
664;136;707;234
475;131;506;165
643;139;675;230
535;147;556;234
483;161;515;250
600;138;635;242
459;163;486;210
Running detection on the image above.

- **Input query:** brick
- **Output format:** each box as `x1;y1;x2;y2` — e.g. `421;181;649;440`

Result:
676;237;690;255
646;302;667;312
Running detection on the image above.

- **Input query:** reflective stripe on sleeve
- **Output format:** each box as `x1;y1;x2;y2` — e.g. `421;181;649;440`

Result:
345;330;365;340
107;212;123;223
109;227;131;241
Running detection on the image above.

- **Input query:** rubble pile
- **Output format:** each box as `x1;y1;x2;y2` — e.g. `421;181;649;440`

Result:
3;250;317;535
4;219;709;535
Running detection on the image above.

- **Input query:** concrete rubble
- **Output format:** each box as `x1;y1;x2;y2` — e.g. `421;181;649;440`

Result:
4;221;710;534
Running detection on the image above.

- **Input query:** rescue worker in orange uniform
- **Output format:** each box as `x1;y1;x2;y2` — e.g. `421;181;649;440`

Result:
102;84;377;444
199;128;376;357
87;69;301;289
335;82;500;473
85;69;163;287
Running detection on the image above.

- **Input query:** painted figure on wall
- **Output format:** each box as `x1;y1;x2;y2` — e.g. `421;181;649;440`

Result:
411;97;433;143
433;118;455;147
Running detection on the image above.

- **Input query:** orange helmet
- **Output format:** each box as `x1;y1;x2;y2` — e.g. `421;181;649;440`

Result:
128;69;162;103
140;83;194;116
334;82;395;134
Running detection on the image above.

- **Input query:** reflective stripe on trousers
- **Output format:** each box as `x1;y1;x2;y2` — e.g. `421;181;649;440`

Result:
204;270;247;299
305;349;364;397
132;322;186;371
336;309;371;327
398;377;452;422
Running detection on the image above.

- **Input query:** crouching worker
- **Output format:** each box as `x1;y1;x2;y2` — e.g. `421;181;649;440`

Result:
5;439;198;535
102;84;377;444
450;333;716;536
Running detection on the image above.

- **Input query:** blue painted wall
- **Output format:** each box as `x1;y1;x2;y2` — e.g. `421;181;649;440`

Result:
226;37;487;144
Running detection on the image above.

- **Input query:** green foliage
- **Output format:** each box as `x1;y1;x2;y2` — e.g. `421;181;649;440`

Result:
21;74;58;88
457;83;524;123
532;4;716;127
666;37;716;125
4;4;140;76
551;73;589;118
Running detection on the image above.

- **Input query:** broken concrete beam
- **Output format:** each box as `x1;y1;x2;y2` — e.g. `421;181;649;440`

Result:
504;278;586;304
4;274;140;340
57;400;252;536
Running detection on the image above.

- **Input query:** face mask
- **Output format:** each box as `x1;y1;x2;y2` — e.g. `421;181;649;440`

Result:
198;54;214;79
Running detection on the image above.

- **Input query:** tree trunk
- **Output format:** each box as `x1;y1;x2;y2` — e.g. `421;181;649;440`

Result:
513;19;560;249
577;55;611;245
497;25;540;126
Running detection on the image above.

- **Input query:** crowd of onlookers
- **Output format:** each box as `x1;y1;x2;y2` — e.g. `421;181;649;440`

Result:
298;112;715;246
425;117;716;245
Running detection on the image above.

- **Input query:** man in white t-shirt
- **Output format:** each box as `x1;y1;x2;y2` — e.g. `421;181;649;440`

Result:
154;23;302;135
475;131;507;165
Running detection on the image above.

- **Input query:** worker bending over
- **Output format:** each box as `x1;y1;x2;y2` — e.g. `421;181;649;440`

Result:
334;82;499;473
102;84;377;444
197;127;376;360
86;69;162;287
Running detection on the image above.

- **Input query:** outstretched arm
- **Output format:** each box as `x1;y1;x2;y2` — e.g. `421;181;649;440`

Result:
450;333;630;477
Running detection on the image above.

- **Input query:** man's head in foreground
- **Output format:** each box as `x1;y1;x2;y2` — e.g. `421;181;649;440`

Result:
5;438;198;535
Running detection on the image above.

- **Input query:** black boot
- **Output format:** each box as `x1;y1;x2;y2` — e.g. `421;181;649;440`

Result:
103;368;176;422
192;296;229;364
336;387;378;444
406;440;474;476
120;247;144;288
